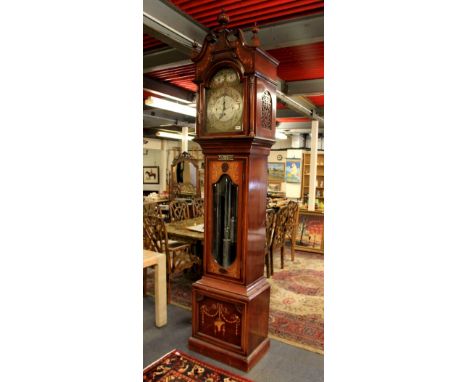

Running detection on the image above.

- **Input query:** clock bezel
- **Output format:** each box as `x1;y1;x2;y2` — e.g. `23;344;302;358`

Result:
199;61;248;138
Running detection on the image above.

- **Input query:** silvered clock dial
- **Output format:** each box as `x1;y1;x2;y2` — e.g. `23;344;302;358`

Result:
205;68;243;133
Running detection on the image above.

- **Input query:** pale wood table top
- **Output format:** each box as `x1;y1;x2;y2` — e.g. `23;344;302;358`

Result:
143;249;165;268
165;216;204;242
144;198;170;205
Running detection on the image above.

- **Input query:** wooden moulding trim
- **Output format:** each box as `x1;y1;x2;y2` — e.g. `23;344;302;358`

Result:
194;136;275;151
193;276;270;301
188;335;270;372
194;331;244;354
255;48;280;67
254;70;279;87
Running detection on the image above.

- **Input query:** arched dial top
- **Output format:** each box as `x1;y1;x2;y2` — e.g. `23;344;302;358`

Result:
205;68;243;134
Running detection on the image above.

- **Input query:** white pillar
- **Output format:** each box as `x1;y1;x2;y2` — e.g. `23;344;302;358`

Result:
181;126;189;152
308;119;319;211
160;139;167;193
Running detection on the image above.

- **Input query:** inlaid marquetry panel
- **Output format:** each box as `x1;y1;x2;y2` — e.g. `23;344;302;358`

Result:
197;295;244;347
208;160;243;185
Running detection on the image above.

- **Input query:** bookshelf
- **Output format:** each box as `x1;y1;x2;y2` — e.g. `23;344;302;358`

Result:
301;151;324;209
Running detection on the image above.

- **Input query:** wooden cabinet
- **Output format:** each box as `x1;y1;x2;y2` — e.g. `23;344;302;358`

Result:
301;151;324;209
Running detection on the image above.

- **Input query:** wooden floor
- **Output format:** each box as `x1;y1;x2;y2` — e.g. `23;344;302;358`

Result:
143;298;324;382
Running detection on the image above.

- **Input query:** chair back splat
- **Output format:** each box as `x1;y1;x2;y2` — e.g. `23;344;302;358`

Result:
285;201;299;261
192;198;204;218
265;208;276;278
269;205;289;274
169;200;190;222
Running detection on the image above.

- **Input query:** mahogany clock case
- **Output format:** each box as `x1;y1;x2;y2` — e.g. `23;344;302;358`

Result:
189;16;279;372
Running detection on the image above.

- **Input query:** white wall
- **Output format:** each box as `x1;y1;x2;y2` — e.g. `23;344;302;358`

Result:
271;136;292;150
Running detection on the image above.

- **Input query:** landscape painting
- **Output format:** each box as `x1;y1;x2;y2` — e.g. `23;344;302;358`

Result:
268;162;285;182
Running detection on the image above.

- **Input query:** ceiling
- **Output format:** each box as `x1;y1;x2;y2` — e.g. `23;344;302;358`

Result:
143;0;324;140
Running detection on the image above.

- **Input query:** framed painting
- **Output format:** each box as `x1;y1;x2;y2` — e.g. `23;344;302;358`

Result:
267;162;285;182
285;159;301;183
295;210;324;253
268;181;281;192
143;166;160;184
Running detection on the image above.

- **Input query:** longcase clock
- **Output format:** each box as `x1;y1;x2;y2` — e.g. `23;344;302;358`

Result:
188;11;279;371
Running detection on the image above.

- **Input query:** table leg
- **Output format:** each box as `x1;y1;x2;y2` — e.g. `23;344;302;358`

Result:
154;256;167;327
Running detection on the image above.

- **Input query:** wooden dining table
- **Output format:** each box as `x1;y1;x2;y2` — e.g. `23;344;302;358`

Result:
165;216;205;277
165;216;204;243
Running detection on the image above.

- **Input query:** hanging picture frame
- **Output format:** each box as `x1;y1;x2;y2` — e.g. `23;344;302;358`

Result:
285;159;301;183
267;162;285;182
143;166;160;184
268;181;282;192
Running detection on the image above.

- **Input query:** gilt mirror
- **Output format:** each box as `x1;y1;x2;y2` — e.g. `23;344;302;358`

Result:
170;152;200;199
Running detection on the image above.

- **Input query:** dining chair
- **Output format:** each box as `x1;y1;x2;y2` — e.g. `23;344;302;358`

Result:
143;215;200;303
284;200;299;261
269;205;289;275
144;201;161;218
265;208;276;278
169;200;190;222
192;197;204;218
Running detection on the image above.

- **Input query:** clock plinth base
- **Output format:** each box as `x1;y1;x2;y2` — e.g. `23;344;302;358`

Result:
189;276;271;371
188;335;270;372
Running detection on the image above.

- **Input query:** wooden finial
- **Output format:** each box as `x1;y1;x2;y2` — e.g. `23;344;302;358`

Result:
251;22;260;47
217;9;230;26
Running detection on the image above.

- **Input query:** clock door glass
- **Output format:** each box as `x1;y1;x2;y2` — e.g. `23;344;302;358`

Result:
212;174;238;268
205;68;243;133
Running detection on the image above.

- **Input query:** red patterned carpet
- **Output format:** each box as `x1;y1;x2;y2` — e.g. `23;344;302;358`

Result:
144;349;253;382
147;250;324;354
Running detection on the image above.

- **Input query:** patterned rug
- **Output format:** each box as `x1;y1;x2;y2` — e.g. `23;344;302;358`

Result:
143;349;253;382
147;250;324;354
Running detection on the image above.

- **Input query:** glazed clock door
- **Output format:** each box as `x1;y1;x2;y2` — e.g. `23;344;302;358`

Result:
205;157;245;281
212;174;238;269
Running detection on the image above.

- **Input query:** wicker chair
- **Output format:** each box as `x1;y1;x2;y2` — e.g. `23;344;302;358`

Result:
169;200;190;222
265;208;276;278
143;215;200;303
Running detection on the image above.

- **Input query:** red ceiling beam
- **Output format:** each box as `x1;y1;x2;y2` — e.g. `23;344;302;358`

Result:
194;0;281;20
188;0;242;15
177;0;224;12
307;95;324;107
204;2;324;28
276;117;311;123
